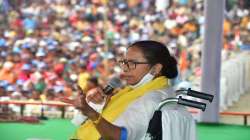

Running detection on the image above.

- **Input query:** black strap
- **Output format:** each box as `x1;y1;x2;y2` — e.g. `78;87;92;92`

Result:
145;110;162;140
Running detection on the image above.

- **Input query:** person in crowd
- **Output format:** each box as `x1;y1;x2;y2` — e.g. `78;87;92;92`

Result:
77;63;91;92
0;61;16;84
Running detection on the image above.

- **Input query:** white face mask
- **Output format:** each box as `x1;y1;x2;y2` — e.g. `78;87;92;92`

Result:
129;71;155;89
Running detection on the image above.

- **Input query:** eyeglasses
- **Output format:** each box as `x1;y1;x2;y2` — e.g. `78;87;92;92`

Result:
118;59;149;71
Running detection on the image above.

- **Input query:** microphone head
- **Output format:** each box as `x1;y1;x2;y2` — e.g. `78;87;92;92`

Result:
108;76;123;89
103;76;123;95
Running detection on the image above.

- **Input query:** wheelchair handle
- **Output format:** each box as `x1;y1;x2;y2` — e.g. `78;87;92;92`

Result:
187;88;214;102
178;96;206;111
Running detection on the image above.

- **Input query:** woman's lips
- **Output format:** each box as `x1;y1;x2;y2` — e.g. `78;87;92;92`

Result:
121;74;132;81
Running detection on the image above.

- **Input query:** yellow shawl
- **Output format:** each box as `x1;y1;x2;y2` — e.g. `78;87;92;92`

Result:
72;76;168;140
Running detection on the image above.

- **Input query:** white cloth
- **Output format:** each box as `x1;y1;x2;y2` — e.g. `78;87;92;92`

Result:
114;87;196;140
161;104;196;140
220;52;250;111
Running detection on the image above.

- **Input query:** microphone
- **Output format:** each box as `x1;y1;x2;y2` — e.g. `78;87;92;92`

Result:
102;76;123;95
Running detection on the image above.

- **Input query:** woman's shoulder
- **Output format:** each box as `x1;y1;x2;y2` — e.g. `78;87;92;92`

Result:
128;86;176;111
142;86;176;101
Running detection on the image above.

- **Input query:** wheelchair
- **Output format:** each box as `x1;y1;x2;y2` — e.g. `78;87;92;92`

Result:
145;88;214;140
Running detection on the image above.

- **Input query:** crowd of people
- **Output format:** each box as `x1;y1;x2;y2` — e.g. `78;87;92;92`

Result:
0;0;249;115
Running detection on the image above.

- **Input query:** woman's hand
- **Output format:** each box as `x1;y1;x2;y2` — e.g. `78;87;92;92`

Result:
59;89;99;120
86;87;106;104
60;87;121;140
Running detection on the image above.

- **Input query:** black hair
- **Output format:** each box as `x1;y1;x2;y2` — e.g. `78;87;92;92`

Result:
129;40;178;79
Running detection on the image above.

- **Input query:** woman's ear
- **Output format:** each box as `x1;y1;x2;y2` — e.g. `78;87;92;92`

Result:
150;64;163;75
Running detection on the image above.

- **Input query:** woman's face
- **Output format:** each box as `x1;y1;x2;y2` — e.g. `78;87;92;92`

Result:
120;47;151;85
